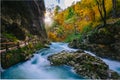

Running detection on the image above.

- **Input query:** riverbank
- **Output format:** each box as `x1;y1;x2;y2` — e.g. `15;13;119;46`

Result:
1;41;49;69
1;0;48;69
1;42;120;79
48;50;120;79
69;20;120;61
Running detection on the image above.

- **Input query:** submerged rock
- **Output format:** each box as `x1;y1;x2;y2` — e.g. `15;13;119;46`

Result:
48;51;120;79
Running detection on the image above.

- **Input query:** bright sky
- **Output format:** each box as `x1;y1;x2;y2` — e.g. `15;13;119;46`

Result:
44;0;81;27
44;0;81;10
65;0;81;8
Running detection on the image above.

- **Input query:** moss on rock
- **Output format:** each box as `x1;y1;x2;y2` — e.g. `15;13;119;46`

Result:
48;51;120;79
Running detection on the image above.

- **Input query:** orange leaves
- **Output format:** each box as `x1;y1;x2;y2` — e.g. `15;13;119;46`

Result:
105;0;112;14
48;32;57;41
74;2;81;14
48;0;113;42
48;31;66;41
83;8;95;21
64;24;73;31
55;11;64;25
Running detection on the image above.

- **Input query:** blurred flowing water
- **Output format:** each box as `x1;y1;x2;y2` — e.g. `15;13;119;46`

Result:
1;42;120;79
1;42;82;79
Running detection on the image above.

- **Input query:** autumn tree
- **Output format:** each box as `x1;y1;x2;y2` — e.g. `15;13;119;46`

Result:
54;5;61;15
95;0;107;26
65;7;75;20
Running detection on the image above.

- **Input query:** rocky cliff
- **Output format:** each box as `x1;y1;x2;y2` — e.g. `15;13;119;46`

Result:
1;0;47;69
1;0;47;43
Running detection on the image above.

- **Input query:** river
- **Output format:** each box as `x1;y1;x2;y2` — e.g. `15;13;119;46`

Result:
1;42;120;79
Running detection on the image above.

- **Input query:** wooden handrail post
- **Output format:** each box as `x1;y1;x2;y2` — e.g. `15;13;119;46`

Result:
17;42;20;49
5;44;9;51
25;41;27;46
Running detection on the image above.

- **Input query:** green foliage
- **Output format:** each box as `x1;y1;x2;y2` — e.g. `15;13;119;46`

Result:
65;23;93;42
116;19;120;24
81;23;93;34
57;26;64;35
65;15;76;24
54;5;61;15
117;0;120;11
65;33;82;42
65;7;75;20
3;32;18;42
34;42;44;50
1;41;44;68
48;0;114;42
51;21;59;28
26;33;33;37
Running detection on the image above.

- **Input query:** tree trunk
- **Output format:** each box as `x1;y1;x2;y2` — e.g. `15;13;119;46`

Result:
102;0;106;26
96;0;106;27
112;0;117;18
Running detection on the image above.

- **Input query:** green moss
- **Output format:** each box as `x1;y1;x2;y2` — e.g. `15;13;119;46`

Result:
2;32;18;42
1;42;44;69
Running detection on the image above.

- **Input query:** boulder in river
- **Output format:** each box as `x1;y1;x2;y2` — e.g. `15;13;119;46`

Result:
48;51;120;79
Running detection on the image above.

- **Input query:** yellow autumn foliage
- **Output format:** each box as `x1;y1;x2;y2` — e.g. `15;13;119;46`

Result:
48;0;113;41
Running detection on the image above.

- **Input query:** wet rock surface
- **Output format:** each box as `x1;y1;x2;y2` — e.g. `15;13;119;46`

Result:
1;0;47;42
48;51;120;79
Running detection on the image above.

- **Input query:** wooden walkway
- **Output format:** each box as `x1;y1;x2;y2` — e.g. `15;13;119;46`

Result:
0;40;38;53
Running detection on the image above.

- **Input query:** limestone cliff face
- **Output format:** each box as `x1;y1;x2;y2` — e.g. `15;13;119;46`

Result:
1;0;48;69
1;0;47;43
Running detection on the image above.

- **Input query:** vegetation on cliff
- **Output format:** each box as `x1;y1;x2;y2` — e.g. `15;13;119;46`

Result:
1;0;47;68
69;17;120;61
48;0;120;41
1;0;47;44
47;0;120;61
1;42;44;69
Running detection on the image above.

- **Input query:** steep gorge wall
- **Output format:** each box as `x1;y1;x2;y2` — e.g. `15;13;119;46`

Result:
1;0;47;43
1;0;47;69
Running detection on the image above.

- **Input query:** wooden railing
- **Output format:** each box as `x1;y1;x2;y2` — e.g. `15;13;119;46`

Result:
0;39;39;53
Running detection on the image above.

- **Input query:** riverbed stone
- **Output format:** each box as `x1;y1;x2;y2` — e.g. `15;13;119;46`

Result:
48;51;120;79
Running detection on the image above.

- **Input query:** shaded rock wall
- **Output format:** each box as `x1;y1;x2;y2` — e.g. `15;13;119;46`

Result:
1;0;47;69
1;0;47;42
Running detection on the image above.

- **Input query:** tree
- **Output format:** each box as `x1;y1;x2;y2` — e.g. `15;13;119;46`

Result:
95;0;107;27
54;5;61;15
65;7;75;20
112;0;117;18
